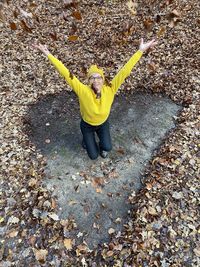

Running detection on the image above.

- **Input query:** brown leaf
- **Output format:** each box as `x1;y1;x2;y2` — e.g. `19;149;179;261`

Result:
107;250;114;257
76;243;90;256
13;10;19;18
29;235;36;246
50;32;58;41
51;198;57;209
10;22;17;30
72;11;82;20
143;19;154;31
92;177;104;188
64;0;78;9
20;20;32;33
116;147;125;155
8;230;19;238
147;62;157;73
146;182;153;190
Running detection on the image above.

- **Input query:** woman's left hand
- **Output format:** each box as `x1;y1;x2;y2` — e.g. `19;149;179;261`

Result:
139;38;158;52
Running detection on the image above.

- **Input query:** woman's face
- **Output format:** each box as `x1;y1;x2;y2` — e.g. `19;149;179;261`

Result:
89;73;104;92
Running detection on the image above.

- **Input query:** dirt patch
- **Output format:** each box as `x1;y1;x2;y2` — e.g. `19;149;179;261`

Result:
24;91;181;248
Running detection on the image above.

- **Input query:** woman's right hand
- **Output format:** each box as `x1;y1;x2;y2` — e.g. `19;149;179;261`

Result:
32;42;50;56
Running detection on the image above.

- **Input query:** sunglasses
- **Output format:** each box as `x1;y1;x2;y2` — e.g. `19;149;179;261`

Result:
89;76;103;81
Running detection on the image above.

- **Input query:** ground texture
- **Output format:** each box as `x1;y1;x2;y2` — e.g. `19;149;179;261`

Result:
0;0;199;266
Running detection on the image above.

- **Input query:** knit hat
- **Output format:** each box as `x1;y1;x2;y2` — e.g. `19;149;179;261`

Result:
87;65;104;81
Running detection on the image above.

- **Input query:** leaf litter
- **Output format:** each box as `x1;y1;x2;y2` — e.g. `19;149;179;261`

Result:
0;0;199;266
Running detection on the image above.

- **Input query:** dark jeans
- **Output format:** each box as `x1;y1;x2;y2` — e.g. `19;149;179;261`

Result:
80;118;112;160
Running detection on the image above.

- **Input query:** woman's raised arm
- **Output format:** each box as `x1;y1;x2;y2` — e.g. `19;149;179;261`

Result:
32;42;85;96
111;38;158;94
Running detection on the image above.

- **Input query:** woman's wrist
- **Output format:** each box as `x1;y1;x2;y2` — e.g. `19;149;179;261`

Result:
43;50;50;56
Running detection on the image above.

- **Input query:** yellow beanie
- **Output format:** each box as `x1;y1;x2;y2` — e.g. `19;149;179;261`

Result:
87;65;104;80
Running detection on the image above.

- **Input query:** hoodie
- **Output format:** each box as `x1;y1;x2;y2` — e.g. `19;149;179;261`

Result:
47;50;143;126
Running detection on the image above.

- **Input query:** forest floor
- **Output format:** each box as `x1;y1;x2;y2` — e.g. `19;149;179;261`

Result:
0;0;199;266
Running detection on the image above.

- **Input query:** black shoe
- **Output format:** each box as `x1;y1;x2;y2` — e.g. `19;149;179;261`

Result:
100;150;108;158
82;140;86;149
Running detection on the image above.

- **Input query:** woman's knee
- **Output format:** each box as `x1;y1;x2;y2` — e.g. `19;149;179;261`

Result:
88;151;99;160
101;142;112;152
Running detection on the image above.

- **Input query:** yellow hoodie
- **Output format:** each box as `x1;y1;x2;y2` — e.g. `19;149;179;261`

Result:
47;50;143;126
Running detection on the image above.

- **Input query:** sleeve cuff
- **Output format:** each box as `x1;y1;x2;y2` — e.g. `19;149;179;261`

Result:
138;50;144;55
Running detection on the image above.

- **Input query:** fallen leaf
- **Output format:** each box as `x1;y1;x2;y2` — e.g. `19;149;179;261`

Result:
48;213;59;221
51;198;57;209
193;248;200;257
96;188;102;193
64;238;73;250
172;191;183;199
68;35;79;41
108;228;115;234
8;230;19;238
148;206;157;216
8;216;19;224
33;249;48;264
72;11;82;20
157;26;166;37
126;0;138;15
143;19;154;31
20;20;32;33
50;32;58;41
10;22;17;30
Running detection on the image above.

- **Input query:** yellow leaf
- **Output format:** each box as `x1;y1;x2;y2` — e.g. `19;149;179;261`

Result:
148;206;157;216
96;188;102;193
64;238;73;250
174;159;180;165
157;26;166;37
68;35;79;41
126;0;138;15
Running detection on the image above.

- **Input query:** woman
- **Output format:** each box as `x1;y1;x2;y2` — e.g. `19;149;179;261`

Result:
33;38;157;160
